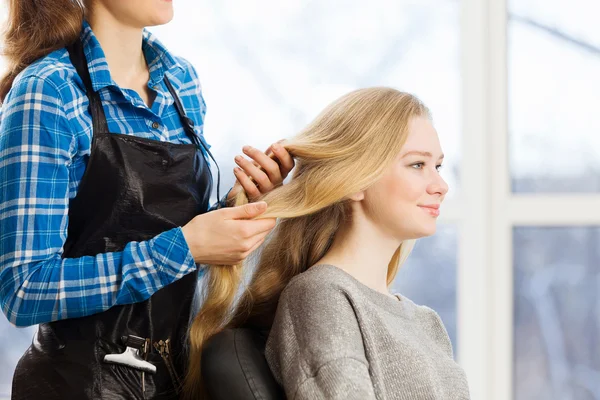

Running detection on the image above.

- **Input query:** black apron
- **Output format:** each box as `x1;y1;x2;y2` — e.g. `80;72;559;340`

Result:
12;38;216;399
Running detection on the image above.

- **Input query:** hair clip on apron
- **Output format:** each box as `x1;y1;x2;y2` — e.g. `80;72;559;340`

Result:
103;335;156;374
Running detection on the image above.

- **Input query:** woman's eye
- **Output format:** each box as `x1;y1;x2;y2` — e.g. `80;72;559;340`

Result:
411;162;443;171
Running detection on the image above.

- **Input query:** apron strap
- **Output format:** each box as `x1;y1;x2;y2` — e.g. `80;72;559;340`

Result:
162;76;201;147
66;37;221;203
67;37;110;135
164;76;221;203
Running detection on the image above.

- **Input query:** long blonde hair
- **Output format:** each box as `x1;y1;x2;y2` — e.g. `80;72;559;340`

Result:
183;87;430;399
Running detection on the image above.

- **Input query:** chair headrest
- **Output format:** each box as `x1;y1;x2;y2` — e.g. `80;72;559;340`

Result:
202;328;285;400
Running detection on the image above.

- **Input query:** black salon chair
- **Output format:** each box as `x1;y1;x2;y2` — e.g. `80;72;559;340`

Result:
202;328;285;400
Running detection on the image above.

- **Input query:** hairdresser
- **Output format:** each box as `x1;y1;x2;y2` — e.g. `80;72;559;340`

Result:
0;1;293;398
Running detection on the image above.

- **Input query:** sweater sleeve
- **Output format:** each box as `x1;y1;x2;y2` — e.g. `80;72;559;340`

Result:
265;273;377;400
293;357;376;400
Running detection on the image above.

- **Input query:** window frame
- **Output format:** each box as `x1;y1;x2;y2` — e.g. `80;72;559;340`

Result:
447;1;600;399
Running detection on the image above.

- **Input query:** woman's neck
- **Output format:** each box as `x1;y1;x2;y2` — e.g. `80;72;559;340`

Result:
316;215;401;296
87;9;148;90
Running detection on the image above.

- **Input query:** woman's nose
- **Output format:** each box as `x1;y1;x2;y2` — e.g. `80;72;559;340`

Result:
428;173;449;196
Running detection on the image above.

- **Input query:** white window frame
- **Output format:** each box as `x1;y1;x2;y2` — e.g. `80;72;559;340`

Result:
437;0;600;399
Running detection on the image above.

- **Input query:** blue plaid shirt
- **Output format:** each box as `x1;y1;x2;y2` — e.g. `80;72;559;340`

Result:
0;22;223;327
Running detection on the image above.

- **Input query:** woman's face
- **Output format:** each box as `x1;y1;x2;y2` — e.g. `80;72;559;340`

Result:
94;0;174;28
361;116;449;241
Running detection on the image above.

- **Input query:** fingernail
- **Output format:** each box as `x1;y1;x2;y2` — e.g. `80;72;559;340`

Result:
272;143;281;151
234;167;241;173
242;146;251;153
235;155;242;162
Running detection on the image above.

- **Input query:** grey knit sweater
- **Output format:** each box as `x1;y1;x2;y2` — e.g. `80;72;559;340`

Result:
265;264;470;400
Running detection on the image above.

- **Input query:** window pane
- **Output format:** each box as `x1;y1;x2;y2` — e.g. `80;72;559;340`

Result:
392;225;458;352
514;227;600;400
152;0;461;199
508;0;600;193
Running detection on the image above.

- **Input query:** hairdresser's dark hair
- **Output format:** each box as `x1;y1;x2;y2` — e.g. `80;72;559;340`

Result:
0;0;86;101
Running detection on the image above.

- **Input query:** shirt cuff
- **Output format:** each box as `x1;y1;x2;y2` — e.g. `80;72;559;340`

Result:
209;186;234;211
149;227;197;285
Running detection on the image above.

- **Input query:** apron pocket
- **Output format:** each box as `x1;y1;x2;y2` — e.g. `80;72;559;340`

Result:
95;338;150;399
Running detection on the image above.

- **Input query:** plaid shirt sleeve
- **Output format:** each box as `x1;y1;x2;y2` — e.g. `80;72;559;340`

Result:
0;75;198;327
209;187;234;211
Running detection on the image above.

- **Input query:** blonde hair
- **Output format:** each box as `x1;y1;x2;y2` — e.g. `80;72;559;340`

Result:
182;87;430;399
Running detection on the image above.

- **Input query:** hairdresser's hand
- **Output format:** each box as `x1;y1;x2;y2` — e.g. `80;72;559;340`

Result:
228;141;295;201
181;201;276;265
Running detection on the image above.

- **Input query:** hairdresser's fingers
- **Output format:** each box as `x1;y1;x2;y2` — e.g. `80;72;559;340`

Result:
222;201;268;220
233;167;261;200
237;217;277;238
264;139;286;158
242;145;282;184
234;154;273;192
269;142;295;179
242;235;267;259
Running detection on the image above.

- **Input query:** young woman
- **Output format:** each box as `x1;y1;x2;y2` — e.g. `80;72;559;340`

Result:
186;87;470;399
0;0;293;398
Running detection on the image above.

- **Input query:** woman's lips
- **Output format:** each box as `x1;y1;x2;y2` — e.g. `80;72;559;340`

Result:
418;205;440;217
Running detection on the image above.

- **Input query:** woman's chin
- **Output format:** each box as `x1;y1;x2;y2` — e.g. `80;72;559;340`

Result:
410;224;437;239
146;10;175;27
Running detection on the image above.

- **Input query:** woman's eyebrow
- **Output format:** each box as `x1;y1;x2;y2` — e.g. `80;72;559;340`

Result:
402;151;445;160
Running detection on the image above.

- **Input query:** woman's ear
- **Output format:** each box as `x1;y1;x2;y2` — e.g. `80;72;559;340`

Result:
348;191;365;202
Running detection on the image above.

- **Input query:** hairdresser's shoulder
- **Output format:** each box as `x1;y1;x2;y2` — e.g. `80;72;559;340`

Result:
283;264;360;301
172;55;195;75
168;55;203;90
11;48;79;96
